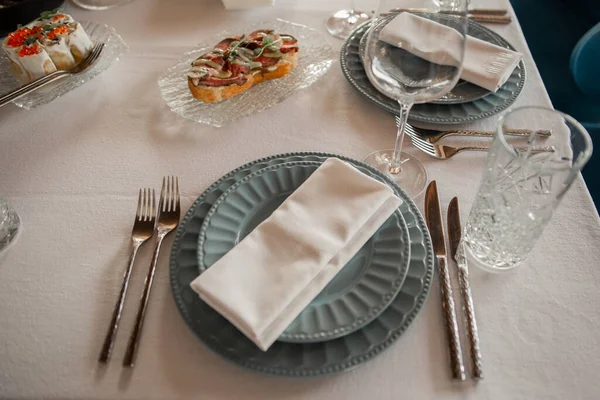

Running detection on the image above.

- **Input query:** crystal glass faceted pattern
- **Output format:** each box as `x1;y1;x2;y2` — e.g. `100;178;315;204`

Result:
464;107;593;271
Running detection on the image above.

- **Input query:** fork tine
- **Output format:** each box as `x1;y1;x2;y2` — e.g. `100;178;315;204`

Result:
411;137;435;155
404;125;437;150
175;177;180;211
160;176;167;213
86;44;103;66
410;132;435;150
411;137;433;154
167;176;171;212
404;124;418;137
151;189;156;220
171;176;176;211
145;188;151;221
81;43;104;69
141;189;146;221
136;189;142;220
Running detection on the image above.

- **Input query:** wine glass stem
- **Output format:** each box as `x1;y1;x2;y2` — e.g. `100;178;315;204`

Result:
390;101;413;174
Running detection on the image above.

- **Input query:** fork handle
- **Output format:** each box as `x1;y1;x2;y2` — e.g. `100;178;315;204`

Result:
123;233;165;367
0;70;68;108
442;129;551;138
469;14;511;24
456;146;555;153
99;240;142;363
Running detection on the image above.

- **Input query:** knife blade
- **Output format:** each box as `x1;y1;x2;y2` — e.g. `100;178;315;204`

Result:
448;197;484;380
425;181;465;381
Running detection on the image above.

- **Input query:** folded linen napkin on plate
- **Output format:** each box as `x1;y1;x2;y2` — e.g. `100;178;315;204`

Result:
379;12;523;92
190;158;402;351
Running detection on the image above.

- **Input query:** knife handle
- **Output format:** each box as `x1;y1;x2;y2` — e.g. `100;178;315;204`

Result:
438;257;466;381
456;249;484;380
469;14;512;24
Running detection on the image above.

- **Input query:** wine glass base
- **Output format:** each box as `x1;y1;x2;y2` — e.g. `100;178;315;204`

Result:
0;211;21;262
71;0;132;10
326;9;371;39
363;150;428;198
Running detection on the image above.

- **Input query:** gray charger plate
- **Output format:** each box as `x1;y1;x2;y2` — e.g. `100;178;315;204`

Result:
341;18;526;124
169;152;434;377
197;161;411;343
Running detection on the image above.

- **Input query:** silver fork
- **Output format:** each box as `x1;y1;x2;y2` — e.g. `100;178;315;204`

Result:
99;188;155;363
124;176;180;367
410;133;555;159
0;42;105;108
396;116;551;144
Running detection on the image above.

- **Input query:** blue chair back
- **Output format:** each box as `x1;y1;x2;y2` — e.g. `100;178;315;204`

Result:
571;22;600;98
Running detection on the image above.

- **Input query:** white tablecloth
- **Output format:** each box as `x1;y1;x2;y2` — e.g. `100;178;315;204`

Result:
1;0;599;399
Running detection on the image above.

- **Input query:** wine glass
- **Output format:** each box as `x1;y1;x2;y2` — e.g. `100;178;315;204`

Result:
362;0;468;197
327;1;372;39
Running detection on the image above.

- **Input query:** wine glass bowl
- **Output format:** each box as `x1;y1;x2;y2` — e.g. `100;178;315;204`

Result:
361;2;468;198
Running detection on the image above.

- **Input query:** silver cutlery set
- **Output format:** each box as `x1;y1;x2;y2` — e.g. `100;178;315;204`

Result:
426;181;483;381
396;116;554;160
99;176;180;367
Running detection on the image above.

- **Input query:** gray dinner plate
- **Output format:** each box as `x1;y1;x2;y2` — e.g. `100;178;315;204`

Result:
197;161;411;343
342;18;526;124
169;152;434;377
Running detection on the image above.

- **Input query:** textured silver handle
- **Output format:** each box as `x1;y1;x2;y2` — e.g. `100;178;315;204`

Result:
457;146;555;154
469;14;512;24
0;71;68;107
99;240;142;363
456;245;483;380
123;233;165;367
443;129;551;138
438;257;466;381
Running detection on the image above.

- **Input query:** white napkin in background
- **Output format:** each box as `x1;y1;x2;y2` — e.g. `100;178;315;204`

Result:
380;12;523;92
221;0;274;9
190;158;402;351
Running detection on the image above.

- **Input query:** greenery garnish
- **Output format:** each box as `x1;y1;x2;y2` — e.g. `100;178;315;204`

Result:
23;36;37;45
252;35;282;59
223;32;284;64
37;8;61;20
226;35;247;62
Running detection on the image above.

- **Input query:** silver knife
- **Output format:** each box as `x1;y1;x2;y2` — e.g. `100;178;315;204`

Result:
448;197;484;380
425;181;466;381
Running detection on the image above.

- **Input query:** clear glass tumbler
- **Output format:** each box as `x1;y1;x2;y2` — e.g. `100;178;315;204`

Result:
0;196;20;258
463;107;593;272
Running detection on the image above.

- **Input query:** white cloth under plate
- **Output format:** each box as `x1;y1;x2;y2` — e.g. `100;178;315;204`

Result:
190;158;402;351
221;0;274;10
3;1;600;399
380;12;523;92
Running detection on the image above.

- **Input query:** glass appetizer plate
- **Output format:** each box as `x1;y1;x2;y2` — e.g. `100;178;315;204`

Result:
0;21;128;110
157;19;335;128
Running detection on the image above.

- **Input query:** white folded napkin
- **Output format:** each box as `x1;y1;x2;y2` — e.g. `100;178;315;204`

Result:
221;0;274;9
380;12;523;92
190;158;402;351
